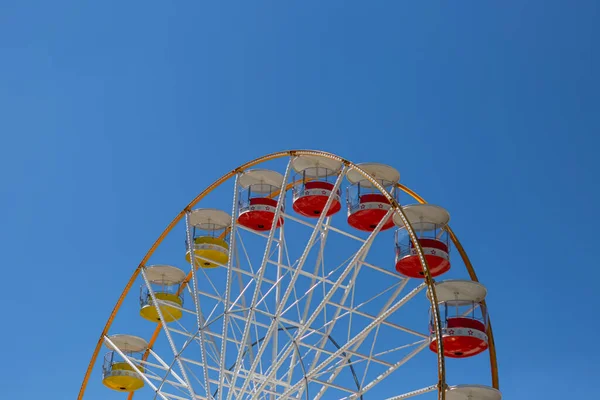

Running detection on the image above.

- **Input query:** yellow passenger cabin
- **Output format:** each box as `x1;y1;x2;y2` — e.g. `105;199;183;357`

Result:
102;334;147;392
140;265;186;323
186;208;231;268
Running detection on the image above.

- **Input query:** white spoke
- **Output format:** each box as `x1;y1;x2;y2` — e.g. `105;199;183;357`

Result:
255;206;392;397
148;349;188;389
348;342;430;399
301;207;395;394
184;212;212;398
240;168;347;398
384;384;438;400
103;336;170;400
283;282;427;398
217;173;241;400
271;224;285;398
360;324;380;388
226;158;293;400
306;274;412;400
286;219;332;389
142;268;197;399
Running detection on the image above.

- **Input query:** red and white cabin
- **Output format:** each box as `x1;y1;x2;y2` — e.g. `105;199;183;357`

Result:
446;385;502;400
346;163;400;232
394;204;451;278
291;155;343;218
428;280;489;359
237;169;285;231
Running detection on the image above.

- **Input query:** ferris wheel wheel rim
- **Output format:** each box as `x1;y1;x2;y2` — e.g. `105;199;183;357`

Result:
78;149;498;400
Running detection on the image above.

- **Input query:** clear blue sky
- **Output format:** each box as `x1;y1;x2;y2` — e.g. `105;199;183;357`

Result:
1;1;598;399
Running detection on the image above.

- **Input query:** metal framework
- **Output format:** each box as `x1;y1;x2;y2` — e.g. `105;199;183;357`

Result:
78;150;499;400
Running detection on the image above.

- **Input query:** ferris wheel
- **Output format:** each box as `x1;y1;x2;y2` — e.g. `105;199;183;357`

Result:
79;150;501;400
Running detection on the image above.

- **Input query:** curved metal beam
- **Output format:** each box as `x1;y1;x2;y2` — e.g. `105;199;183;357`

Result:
397;183;499;390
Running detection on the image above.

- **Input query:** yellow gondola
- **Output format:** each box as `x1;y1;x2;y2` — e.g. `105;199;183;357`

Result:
186;208;231;268
140;265;186;323
102;334;147;392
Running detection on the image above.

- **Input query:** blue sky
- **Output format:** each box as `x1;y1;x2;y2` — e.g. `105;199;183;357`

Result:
1;1;599;399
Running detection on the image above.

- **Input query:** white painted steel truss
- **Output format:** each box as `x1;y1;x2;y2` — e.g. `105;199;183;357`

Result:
127;157;438;400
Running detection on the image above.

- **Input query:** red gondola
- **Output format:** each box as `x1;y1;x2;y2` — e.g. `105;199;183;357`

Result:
291;155;343;218
237;169;285;231
346;163;400;232
393;204;451;278
428;280;489;359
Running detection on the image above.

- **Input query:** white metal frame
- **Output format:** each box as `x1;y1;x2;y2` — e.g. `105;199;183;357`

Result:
120;155;456;400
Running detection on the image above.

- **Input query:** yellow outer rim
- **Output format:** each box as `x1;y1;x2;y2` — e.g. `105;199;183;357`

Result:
78;150;498;400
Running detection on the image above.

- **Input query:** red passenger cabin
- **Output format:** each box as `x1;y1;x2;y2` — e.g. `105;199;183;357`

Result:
291;155;343;218
428;280;489;359
394;204;451;279
346;163;400;232
237;169;285;231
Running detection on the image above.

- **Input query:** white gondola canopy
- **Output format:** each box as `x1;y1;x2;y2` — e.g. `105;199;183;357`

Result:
291;155;343;177
189;208;231;231
393;204;450;231
446;385;502;400
346;162;400;188
144;265;186;285
105;334;148;353
427;280;487;305
239;169;285;192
